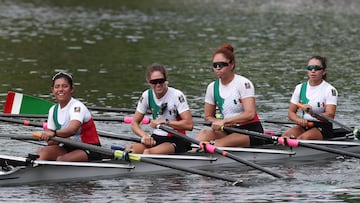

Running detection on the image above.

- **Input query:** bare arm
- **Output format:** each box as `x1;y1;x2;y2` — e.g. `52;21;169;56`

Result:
204;102;217;122
222;97;257;125
40;119;81;141
131;111;149;138
169;110;194;131
206;97;257;130
323;104;336;119
56;120;82;138
288;103;300;122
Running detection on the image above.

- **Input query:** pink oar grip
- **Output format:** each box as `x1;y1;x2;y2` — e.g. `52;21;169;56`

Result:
278;137;299;147
286;138;299;147
141;117;150;124
124;116;150;124
43;122;48;130
124;116;133;124
199;142;216;154
264;130;276;136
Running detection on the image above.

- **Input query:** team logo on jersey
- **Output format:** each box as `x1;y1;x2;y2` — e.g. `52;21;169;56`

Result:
245;82;251;89
233;98;242;104
74;106;81;112
178;95;185;103
139;96;144;103
331;89;337;96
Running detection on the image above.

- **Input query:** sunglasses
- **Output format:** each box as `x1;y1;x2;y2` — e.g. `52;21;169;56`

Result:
212;62;229;69
149;78;166;85
306;65;323;71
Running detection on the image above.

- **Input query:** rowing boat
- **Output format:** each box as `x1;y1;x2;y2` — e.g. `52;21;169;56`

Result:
1;128;359;186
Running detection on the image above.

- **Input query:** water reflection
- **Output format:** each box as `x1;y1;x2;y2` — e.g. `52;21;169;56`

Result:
1;0;360;202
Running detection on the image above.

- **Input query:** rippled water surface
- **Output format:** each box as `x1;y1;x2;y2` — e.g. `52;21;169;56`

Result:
1;0;360;202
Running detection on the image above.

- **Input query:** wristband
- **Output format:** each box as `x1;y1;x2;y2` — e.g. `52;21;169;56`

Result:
165;118;170;125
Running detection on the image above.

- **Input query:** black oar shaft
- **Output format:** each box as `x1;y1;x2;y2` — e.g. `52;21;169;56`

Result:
0;134;39;140
97;131;141;142
262;120;297;125
158;125;286;179
222;126;360;160
0;117;141;142
298;142;360;159
311;112;353;132
0;117;43;128
298;103;354;132
140;157;241;184
39;135;241;185
0;113;47;118
0;113;128;122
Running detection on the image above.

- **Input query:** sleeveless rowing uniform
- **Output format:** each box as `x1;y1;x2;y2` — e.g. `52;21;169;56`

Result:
136;87;191;153
204;74;265;146
47;97;102;160
290;80;338;138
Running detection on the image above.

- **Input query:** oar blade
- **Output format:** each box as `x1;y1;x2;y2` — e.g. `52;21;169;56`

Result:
4;92;53;114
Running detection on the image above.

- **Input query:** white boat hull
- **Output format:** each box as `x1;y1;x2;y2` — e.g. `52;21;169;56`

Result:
1;140;360;186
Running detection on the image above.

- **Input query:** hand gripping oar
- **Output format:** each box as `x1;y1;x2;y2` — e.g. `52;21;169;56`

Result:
156;124;286;179
297;103;360;138
32;132;242;186
220;126;360;159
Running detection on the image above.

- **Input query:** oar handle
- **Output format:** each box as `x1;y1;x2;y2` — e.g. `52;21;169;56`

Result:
123;116;151;124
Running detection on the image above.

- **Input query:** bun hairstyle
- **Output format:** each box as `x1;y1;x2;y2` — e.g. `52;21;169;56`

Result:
213;43;236;70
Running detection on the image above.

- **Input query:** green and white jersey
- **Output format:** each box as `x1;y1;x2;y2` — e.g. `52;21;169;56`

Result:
205;74;256;119
290;80;338;121
136;87;189;136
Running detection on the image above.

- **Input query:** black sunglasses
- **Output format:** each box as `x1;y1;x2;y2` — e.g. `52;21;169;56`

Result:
306;65;323;71
149;78;166;85
212;62;229;69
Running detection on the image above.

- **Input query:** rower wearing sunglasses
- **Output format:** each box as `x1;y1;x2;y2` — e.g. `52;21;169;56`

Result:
196;43;266;147
282;55;338;140
126;64;194;154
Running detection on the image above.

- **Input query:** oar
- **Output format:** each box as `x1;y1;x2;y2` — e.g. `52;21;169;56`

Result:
4;91;53;114
156;124;286;179
0;134;39;141
220;126;360;159
261;119;297;125
4;91;204;118
32;132;242;185
0;117;47;129
0;117;143;142
297;103;360;138
0;113;152;124
97;130;141;142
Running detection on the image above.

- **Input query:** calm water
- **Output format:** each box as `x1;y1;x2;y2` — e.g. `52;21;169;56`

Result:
1;0;360;202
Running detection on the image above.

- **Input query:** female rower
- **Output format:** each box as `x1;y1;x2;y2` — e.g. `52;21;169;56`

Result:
282;55;338;140
127;63;194;154
196;43;265;147
38;72;102;161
